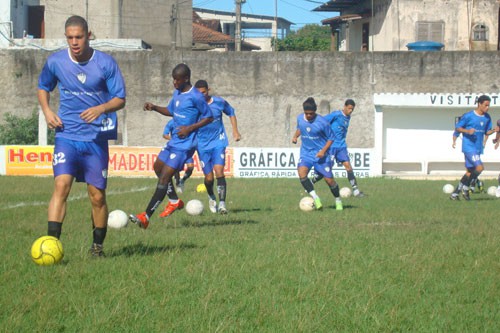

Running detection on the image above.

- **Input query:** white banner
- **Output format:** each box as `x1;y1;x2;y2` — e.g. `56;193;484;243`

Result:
233;147;374;178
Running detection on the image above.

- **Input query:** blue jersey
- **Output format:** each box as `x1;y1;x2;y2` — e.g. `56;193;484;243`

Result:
38;48;126;141
324;110;350;148
197;96;235;151
163;119;175;137
166;86;212;150
455;110;492;154
297;114;334;158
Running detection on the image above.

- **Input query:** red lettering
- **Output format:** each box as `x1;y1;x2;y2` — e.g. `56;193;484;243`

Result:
26;152;38;162
118;154;127;170
9;148;24;162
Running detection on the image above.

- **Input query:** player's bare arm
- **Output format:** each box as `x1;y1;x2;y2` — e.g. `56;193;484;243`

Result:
143;102;172;116
292;129;301;144
37;89;63;129
177;117;213;138
81;97;126;123
229;116;242;141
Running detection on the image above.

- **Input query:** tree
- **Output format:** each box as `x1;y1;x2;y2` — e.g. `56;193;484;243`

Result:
273;24;331;51
0;111;55;145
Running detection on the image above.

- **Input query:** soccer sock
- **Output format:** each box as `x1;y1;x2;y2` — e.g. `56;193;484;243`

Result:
92;226;107;245
205;179;216;199
454;174;468;194
311;172;323;184
216;177;227;202
166;181;179;201
347;171;358;189
300;177;315;193
329;183;340;198
182;167;194;181
48;221;62;239
145;183;169;217
174;172;180;184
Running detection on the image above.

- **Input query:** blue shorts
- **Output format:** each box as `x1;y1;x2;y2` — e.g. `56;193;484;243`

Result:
198;147;226;175
157;146;195;171
53;137;109;189
298;154;333;178
464;152;483;169
330;147;350;163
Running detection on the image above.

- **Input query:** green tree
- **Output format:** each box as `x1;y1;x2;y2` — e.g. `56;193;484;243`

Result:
0;111;55;145
273;24;331;51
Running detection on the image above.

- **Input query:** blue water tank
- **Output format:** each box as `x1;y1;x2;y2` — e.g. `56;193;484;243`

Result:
406;41;444;51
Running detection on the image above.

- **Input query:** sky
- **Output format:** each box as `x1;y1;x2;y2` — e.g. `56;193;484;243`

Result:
192;0;337;30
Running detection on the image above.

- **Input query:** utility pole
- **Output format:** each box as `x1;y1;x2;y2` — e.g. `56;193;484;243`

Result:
235;0;245;51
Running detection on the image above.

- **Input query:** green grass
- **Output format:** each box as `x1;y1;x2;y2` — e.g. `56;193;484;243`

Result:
1;176;499;332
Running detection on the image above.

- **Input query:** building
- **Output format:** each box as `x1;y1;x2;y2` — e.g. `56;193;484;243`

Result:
0;0;192;49
314;0;500;51
194;7;293;52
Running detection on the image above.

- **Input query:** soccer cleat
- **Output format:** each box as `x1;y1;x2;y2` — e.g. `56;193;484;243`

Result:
177;180;184;194
449;193;460;201
477;180;484;193
218;201;228;215
469;187;475;194
129;212;150;229
353;189;365;198
335;199;343;211
314;197;323;210
159;199;185;218
461;189;471;201
208;199;218;213
89;243;105;257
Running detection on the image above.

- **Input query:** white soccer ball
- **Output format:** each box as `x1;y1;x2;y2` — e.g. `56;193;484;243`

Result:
487;186;497;196
340;187;352;198
442;184;454;194
186;199;204;216
299;196;315;212
108;209;129;229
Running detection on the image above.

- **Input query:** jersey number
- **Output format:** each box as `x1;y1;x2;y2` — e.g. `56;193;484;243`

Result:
52;152;66;166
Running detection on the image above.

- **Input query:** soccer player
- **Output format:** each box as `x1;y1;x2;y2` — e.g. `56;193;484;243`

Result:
311;99;365;197
194;80;241;214
491;119;500;196
163;119;194;194
452;129;483;193
292;97;343;211
37;15;126;257
450;95;496;201
129;63;212;228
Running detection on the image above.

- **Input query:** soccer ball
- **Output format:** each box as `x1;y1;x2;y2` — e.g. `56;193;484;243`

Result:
442;184;454;194
196;183;207;193
340;187;352;198
186;199;204;216
31;236;64;266
487;186;497;196
108;209;128;229
299;196;315;212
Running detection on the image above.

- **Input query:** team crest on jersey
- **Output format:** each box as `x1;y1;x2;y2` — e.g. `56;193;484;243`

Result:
220;153;225;159
480;121;484;126
102;169;108;179
306;127;311;132
77;73;86;84
201;161;205;168
325;167;331;172
176;100;180;107
170;153;176;160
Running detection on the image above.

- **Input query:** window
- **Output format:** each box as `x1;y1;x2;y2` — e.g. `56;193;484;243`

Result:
416;21;444;43
472;23;488;41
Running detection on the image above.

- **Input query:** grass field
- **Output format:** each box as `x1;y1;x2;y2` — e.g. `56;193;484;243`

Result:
1;175;499;332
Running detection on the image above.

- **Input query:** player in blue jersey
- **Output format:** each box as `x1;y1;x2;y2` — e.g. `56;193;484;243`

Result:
194;80;241;214
310;99;365;197
37;15;126;257
450;95;496;200
129;64;212;229
292;97;343;211
452;129;484;193
163;119;195;193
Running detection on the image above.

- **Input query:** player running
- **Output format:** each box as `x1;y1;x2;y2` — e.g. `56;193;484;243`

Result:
292;97;343;211
194;80;241;214
129;64;212;228
450;95;496;201
310;99;365;197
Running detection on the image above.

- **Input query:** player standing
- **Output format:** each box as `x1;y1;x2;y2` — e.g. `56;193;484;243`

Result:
37;15;126;257
129;63;212;228
163;119;195;193
311;99;365;197
194;80;241;214
292;97;343;210
450;95;495;200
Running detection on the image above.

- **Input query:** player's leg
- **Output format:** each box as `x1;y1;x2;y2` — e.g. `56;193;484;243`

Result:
337;148;364;197
199;149;218;213
87;185;107;257
298;158;322;210
213;147;228;214
158;163;185;218
324;176;343;211
174;171;181;186
316;156;343;210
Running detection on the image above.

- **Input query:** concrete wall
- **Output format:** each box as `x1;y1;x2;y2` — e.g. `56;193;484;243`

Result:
2;49;500;151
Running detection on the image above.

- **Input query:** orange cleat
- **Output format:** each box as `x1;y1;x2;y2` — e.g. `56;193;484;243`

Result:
159;199;185;218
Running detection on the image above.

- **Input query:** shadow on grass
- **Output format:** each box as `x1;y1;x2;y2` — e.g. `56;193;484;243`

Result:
110;242;198;257
229;207;271;213
171;218;259;228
